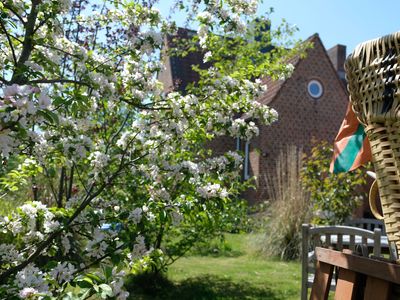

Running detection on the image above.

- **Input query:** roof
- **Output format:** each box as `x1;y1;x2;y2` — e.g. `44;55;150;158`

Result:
259;33;321;105
162;31;345;104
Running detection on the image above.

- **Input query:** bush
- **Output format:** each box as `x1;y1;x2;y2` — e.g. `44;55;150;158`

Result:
301;140;367;224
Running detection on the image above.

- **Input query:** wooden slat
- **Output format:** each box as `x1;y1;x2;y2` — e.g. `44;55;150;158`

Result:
349;235;355;251
315;247;400;284
334;268;358;300
310;260;334;300
364;276;391;300
326;234;331;246
373;228;381;257
337;234;343;250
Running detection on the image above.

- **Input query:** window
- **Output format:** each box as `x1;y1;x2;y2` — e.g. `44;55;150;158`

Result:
236;137;250;180
307;80;323;99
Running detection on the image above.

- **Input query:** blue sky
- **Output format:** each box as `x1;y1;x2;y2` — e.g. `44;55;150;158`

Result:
158;1;400;55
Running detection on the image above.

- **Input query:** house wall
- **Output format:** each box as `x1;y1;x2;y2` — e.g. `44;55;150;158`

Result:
244;36;349;203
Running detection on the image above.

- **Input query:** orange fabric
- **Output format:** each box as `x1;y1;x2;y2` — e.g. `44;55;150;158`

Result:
329;103;372;172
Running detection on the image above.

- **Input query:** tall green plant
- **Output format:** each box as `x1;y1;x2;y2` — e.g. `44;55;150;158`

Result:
260;146;311;260
301;140;367;225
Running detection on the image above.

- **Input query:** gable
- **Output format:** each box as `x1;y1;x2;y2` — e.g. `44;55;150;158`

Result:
258;33;349;154
258;34;348;106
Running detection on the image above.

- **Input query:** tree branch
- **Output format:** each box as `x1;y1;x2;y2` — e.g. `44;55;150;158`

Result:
3;4;27;25
74;242;127;275
57;167;66;208
66;165;74;201
29;78;92;87
42;165;59;204
74;164;89;194
11;0;40;84
0;18;17;63
43;44;81;59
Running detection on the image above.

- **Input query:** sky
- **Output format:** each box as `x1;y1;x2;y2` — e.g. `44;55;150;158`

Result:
158;0;400;55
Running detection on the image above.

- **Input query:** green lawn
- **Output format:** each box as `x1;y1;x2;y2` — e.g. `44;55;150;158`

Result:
129;234;302;299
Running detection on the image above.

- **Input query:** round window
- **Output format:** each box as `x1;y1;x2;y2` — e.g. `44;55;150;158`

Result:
307;80;323;99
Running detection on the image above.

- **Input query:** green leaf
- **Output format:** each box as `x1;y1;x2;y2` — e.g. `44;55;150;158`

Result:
38;109;59;125
99;284;113;298
85;273;102;283
79;288;93;300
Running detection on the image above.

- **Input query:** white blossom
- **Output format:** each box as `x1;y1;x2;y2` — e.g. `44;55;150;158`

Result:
19;287;39;299
15;264;49;293
50;262;76;283
128;208;142;224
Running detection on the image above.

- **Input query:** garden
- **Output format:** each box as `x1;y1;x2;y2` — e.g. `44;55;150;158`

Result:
0;0;368;299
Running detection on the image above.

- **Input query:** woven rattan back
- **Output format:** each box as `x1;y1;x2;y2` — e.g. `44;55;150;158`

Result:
345;32;400;259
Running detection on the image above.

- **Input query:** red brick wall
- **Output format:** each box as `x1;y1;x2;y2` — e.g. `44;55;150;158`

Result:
244;35;348;203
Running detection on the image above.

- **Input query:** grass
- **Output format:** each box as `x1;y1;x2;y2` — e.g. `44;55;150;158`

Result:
128;233;301;299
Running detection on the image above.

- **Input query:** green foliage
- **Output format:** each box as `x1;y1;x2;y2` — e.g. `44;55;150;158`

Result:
301;140;368;224
124;271;174;298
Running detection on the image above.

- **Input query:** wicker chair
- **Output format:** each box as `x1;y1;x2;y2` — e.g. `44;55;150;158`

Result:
346;31;400;259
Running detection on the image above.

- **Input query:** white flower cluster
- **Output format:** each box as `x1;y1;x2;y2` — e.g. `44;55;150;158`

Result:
129;235;148;260
226;150;244;168
61;134;92;160
279;63;295;80
128;207;143;224
110;269;130;300
197;24;209;49
50;261;76;284
18;201;60;241
15;264;49;297
226;0;258;14
89;151;110;179
197;183;228;199
19;287;39;299
229;119;259;140
0;85;53;157
0;244;23;265
246;100;278;125
85;228;112;259
197;11;213;24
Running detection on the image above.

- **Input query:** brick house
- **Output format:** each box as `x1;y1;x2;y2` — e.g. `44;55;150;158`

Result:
160;30;349;204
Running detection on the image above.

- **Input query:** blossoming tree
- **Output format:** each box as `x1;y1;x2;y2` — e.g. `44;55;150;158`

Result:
0;0;305;298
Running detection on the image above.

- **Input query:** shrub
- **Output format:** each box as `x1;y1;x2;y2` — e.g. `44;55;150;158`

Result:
301;140;367;224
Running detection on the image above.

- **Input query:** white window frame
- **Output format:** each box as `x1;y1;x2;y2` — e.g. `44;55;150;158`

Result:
307;79;323;99
244;141;250;180
236;137;250;180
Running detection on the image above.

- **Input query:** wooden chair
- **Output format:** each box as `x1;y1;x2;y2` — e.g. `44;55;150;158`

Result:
344;218;386;235
301;224;384;300
310;247;400;300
